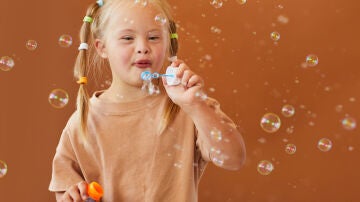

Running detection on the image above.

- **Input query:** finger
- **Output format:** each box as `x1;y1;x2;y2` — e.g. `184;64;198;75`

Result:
67;185;83;202
78;181;89;200
162;76;168;87
187;75;203;88
170;59;184;67
181;70;193;87
60;192;72;202
176;63;189;78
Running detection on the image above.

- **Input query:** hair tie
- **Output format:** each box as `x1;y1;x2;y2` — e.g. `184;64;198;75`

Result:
83;16;93;23
96;0;104;7
78;43;89;50
170;33;178;39
77;77;88;85
168;56;177;62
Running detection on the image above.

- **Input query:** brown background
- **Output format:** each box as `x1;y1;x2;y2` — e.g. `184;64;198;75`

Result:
1;0;360;201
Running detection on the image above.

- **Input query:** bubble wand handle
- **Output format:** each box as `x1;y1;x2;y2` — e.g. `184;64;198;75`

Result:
85;182;103;202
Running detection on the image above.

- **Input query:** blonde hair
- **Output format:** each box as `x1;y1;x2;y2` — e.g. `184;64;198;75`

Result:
74;0;180;139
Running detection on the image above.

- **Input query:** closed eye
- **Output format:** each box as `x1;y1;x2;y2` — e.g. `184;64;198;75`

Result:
149;36;160;40
122;36;134;41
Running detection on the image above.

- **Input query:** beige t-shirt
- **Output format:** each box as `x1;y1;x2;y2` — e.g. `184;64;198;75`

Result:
49;91;209;201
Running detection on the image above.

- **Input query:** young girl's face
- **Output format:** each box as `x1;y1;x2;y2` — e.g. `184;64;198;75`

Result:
97;3;169;87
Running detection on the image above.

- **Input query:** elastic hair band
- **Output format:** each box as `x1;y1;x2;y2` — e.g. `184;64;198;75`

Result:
170;33;178;39
168;56;177;62
83;16;93;23
78;43;89;50
77;77;88;85
96;0;104;7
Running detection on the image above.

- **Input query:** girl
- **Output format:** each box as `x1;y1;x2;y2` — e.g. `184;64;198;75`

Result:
49;0;246;201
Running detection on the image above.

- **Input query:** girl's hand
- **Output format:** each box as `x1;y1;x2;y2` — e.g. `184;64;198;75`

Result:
162;59;204;109
55;181;88;202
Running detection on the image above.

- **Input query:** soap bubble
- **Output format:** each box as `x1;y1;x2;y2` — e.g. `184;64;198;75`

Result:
26;40;38;51
0;160;8;178
306;54;319;67
260;113;281;133
236;0;247;5
281;105;295;117
154;14;167;25
210;0;223;9
341;117;357;130
257;160;274;175
210;128;222;142
134;0;148;6
48;89;69;109
317;138;332;152
285;144;297;155
58;34;73;48
0;56;15;71
270;31;280;41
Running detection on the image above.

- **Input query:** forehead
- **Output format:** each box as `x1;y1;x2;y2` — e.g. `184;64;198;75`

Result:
108;3;166;32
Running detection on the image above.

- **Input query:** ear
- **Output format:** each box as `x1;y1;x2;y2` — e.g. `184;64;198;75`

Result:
94;39;108;58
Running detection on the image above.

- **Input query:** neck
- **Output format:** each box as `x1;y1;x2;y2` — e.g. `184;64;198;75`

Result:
100;81;148;103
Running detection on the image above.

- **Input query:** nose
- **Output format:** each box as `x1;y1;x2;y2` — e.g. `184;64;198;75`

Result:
137;49;149;54
136;39;150;54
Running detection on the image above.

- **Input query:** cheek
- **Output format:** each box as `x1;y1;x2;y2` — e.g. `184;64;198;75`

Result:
155;44;168;61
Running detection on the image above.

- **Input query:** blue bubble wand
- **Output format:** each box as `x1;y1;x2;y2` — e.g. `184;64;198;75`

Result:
140;71;174;81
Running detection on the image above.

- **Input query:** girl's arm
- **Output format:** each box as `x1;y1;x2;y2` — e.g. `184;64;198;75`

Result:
184;96;246;170
163;60;246;171
55;181;88;202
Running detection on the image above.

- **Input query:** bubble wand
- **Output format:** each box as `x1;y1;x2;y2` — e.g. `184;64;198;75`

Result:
85;182;103;202
141;66;181;86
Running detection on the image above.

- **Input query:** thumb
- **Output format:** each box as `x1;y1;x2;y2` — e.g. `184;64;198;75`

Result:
162;77;168;88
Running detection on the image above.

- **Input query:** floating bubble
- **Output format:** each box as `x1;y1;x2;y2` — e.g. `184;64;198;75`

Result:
58;34;73;48
134;0;148;6
141;80;160;95
154;14;167;25
210;147;225;166
306;54;319;67
281;104;295;117
0;160;8;178
26;40;38;51
210;26;222;34
173;161;183;169
210;0;223;9
48;89;69;109
317;138;332;152
277;15;289;24
286;125;295;134
348;146;354;151
236;0;247;5
341;117;357;130
257;160;274;175
195;90;208;101
270;31;280;41
212;156;224;166
210;128;222;142
0;56;15;71
260;113;281;133
335;104;343;113
285;144;297;155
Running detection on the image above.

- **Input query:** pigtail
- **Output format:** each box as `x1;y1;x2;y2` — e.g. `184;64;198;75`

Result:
158;20;181;134
74;3;101;140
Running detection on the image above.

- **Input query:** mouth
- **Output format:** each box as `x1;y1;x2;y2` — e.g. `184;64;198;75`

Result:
134;60;152;68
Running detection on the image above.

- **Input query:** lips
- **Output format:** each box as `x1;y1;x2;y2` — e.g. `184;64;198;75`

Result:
134;59;152;68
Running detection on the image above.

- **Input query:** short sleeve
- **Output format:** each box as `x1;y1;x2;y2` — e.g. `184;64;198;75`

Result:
48;129;84;192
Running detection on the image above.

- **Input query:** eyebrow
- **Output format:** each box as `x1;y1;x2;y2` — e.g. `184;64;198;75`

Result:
116;28;163;34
